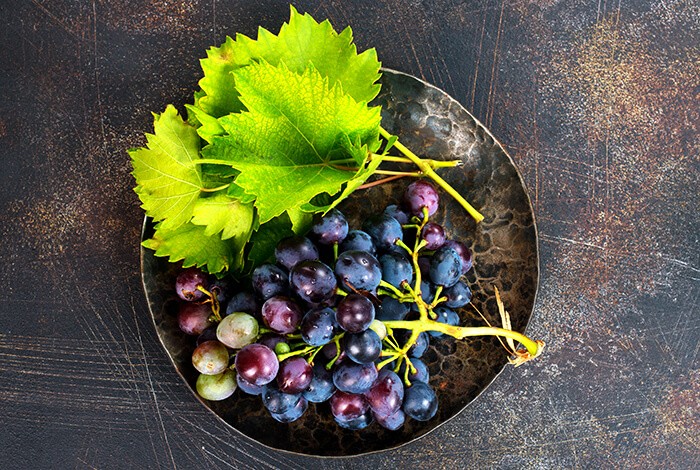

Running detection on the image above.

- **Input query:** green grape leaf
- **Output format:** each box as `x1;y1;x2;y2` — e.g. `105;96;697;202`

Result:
190;193;255;241
185;104;225;143
195;6;381;118
287;207;313;235
143;222;236;274
208;61;381;224
129;105;202;231
246;212;294;268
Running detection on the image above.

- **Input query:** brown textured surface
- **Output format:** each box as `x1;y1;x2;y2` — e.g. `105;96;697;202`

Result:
0;0;698;468
142;70;538;455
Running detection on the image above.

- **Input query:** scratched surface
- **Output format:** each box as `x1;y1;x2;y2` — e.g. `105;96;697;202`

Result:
0;0;697;468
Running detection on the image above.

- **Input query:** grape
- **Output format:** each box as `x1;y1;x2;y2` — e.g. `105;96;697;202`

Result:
429;246;463;287
178;302;214;336
417;256;431;277
225;291;259;317
339;230;376;255
419;280;436;303
192;340;230;375
330;390;369;420
216;312;259;349
234;343;279;386
196;325;218;345
379;252;414;289
403;381;438;421
257;334;286;351
236;374;264;396
335;250;382;292
363;214;403;252
311;208;349;245
443;240;473;274
374;408;405;430
383;204;409;225
333;362;378;394
404;180;439;217
404;331;429;358
399;357;430;383
270;397;308;423
429;306;460;338
303;363;335;403
335;294;375;333
252;264;288;300
261;296;302;334
275;236;319;270
376;297;410;321
336;411;373;430
300;307;335;346
421;222;446;250
208;277;232;303
277;357;313;393
175;268;208;301
262;383;302;414
344;329;382;365
290;260;337;304
369;319;387;340
443;280;472;308
365;369;404;416
196;370;237;401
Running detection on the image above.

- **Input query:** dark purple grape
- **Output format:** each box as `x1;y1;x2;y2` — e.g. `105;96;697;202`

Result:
252;264;288;300
192;340;230;375
275;236;319;270
234;343;279;386
300;307;335;346
321;342;347;364
335;250;382;292
404;180;439;217
236;374;264;396
339;230;376;255
429;246;463;287
344;330;382;365
196;325;218;345
379;252;414;289
374;408;405;430
383;204;409;225
377;297;410;321
336;294;375;333
261;296;302;334
277;357;313;393
421;222;446;250
333;362;378;394
303;363;335;403
216;312;258;348
311;208;348;245
270;396;308;423
429;306;460;338
443;280;472;308
365;369;404;416
336;410;373;430
399;357;430;383
330;391;369;420
290;260;337;304
178;303;214;336
443;240;473;274
196;370;236;401
419;280;436;303
363;214;403;252
403;331;430;358
208;277;231;302
225;291;259;317
257;334;286;351
175;268;208;301
417;256;431;277
261;383;302;414
403;381;438;421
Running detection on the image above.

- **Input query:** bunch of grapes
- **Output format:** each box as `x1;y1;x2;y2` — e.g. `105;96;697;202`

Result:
174;180;477;430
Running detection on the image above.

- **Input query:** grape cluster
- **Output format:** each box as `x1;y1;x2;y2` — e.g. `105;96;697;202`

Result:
174;179;474;430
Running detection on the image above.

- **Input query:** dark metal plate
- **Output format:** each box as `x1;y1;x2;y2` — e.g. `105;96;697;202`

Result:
140;69;539;456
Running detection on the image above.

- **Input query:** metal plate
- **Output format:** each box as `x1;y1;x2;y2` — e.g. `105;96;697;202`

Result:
141;69;539;456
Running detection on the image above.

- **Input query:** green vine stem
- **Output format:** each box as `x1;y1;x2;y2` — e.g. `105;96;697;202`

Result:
379;127;485;223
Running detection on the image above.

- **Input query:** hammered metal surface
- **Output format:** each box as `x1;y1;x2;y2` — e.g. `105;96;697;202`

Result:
142;70;538;456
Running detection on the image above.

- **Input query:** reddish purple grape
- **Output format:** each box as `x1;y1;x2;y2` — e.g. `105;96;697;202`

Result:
335;294;375;333
175;268;208;301
177;302;214;336
311;208;349;245
277;357;313;393
404;180;439;217
261;296;302;334
365;369;404;416
330;391;369;421
234;343;279;386
374;408;405;430
421;222;446;250
443;240;473;273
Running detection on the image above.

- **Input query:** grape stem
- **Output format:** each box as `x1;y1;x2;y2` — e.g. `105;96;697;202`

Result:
379;127;485;223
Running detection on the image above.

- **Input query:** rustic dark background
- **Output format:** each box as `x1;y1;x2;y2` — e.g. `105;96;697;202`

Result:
1;0;697;468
